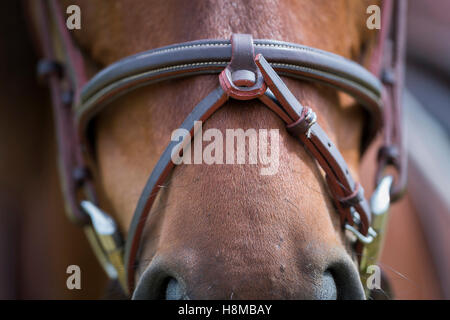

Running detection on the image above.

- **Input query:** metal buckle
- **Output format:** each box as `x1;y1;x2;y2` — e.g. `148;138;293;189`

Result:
80;200;128;292
345;224;376;244
358;175;393;293
370;175;393;217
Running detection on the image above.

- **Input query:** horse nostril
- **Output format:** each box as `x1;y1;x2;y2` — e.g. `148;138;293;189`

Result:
164;277;188;300
325;261;366;300
318;270;338;300
132;254;192;300
133;273;189;300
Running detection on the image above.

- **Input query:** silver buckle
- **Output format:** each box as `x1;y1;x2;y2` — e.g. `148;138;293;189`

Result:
345;224;376;244
359;175;394;293
80;200;128;292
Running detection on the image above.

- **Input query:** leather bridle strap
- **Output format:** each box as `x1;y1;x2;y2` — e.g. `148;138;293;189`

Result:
33;0;94;225
255;56;371;237
368;0;407;201
76;39;383;153
376;0;408;201
31;0;407;296
124;87;227;289
123;34;373;291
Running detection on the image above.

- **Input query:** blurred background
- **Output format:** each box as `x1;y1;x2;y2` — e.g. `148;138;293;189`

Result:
370;0;449;299
0;1;448;299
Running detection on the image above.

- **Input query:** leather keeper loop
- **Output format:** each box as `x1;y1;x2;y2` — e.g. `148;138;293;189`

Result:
286;107;316;137
338;183;364;208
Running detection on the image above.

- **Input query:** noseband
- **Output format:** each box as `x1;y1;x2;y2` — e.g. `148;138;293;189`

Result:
32;0;407;295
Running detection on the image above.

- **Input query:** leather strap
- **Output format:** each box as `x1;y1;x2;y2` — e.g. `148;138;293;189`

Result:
376;0;408;201
256;54;371;237
30;0;407;296
227;34;259;86
33;0;92;225
123;36;373;291
75;38;384;153
124;87;228;290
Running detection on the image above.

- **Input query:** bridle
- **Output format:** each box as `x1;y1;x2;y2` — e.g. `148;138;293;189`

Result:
30;0;407;296
32;0;407;297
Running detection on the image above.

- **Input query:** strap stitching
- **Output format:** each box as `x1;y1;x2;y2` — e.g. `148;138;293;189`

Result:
139;43;230;57
135;42;351;64
78;61;228;111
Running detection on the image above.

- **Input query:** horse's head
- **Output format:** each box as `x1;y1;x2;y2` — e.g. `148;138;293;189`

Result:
68;0;380;299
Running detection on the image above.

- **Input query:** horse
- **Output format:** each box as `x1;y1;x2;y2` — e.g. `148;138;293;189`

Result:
5;0;442;299
55;0;383;299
